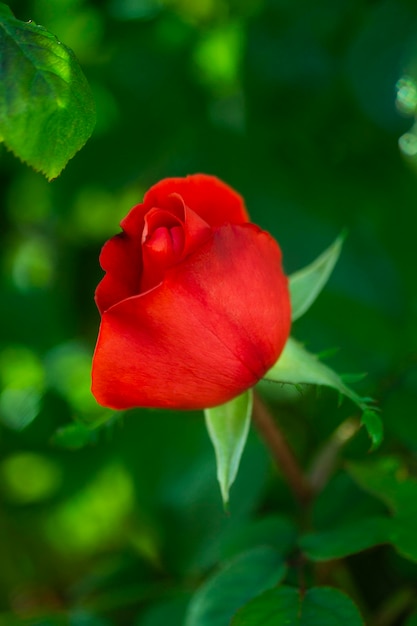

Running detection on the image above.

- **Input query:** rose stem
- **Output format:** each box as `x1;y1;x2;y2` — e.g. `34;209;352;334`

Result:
252;392;313;507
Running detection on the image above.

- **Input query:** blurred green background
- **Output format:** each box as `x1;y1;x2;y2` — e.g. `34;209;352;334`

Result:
1;0;417;624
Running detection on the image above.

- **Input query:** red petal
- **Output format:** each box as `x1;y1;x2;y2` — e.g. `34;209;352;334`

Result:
167;193;213;255
95;233;142;313
140;197;213;291
92;224;290;410
143;174;249;228
95;199;151;313
141;208;184;291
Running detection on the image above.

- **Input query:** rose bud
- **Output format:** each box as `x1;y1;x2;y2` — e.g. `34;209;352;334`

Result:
92;174;291;410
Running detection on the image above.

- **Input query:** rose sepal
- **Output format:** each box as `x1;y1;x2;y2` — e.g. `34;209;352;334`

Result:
265;337;382;451
204;390;253;507
289;232;345;321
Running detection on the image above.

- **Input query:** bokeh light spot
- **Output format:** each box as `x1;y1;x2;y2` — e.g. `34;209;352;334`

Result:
9;236;55;291
44;464;134;554
399;129;417;157
0;346;45;391
164;0;224;23
45;342;106;418
70;185;140;241
0;388;41;431
34;0;104;63
1;452;61;503
0;347;45;430
193;23;244;93
396;76;417;116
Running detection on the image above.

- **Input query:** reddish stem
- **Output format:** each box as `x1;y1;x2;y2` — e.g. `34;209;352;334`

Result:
252;392;313;506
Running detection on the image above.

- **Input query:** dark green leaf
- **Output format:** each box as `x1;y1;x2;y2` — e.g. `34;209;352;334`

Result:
310;470;389;531
346;457;409;513
347;458;417;562
300;516;393;561
0;4;95;179
184;547;286;626
232;586;364;625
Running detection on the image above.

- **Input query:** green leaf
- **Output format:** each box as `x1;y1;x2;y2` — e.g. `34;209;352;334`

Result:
204;390;253;506
300;516;393;561
185;547;286;626
346;457;407;512
266;338;382;449
232;586;364;625
0;4;96;179
347;458;417;562
289;233;345;321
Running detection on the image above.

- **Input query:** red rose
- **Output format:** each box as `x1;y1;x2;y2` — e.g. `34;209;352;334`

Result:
92;174;291;410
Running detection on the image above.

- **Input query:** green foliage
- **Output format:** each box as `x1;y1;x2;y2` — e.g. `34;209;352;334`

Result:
0;3;95;179
185;547;286;626
347;457;417;562
300;516;392;561
232;586;365;625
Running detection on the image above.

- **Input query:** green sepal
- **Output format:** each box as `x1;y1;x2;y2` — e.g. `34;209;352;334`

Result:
289;232;345;321
204;389;253;506
266;338;382;449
